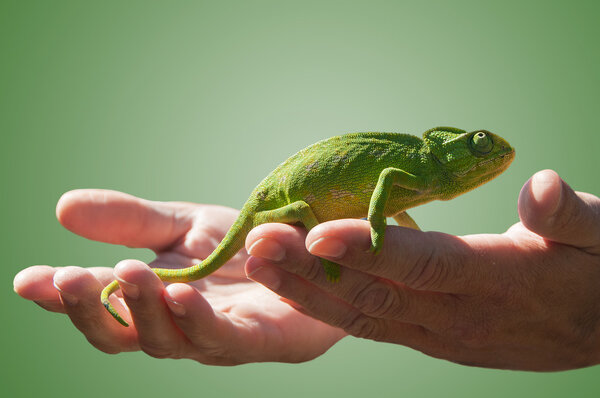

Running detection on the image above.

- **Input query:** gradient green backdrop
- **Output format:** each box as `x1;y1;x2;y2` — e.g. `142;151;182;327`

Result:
2;1;599;397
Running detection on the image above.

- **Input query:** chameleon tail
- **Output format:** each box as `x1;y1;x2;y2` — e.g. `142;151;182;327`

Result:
100;212;254;327
101;280;129;326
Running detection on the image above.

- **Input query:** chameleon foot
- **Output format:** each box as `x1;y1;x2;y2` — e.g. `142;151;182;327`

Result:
322;259;340;282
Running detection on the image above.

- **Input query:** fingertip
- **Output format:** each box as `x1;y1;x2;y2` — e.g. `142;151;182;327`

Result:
305;219;371;250
164;283;213;319
56;190;86;229
164;284;192;317
53;266;100;306
307;236;348;259
164;282;193;298
518;169;563;230
247;237;286;262
246;222;300;241
53;266;93;291
244;255;265;276
245;256;282;290
13;265;56;299
113;259;152;283
53;266;86;284
245;223;265;246
531;170;562;214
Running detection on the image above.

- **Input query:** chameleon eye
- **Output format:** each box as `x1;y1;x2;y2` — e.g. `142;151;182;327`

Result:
471;131;493;154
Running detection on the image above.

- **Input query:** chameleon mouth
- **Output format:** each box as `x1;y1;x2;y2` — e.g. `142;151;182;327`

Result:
453;147;515;178
482;147;514;170
479;147;515;178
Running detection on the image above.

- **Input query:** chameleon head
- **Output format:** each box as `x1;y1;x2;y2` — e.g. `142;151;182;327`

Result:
423;127;515;198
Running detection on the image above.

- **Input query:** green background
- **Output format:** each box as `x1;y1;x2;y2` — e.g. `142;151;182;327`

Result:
2;1;599;397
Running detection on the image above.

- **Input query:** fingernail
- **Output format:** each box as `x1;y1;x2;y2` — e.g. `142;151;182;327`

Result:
53;282;79;306
308;237;347;259
164;296;186;317
248;238;286;262
116;278;140;300
247;265;281;290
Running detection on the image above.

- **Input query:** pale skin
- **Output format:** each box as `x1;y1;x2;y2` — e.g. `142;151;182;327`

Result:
13;169;600;369
13;191;345;365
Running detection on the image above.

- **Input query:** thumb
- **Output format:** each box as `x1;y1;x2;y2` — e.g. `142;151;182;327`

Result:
518;169;600;253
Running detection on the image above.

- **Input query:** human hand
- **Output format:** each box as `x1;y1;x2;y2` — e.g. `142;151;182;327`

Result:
245;170;600;371
13;190;344;365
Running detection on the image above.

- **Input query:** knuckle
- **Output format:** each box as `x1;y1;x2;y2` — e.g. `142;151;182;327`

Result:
351;280;405;319
340;313;383;340
552;199;580;231
128;302;158;320
298;258;325;282
276;277;320;312
363;248;392;274
403;234;473;291
404;245;446;289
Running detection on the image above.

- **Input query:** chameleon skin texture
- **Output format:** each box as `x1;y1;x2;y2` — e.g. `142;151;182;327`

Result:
102;127;515;326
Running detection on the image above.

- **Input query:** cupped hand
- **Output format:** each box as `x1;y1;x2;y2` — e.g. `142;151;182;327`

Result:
13;190;344;364
245;170;600;371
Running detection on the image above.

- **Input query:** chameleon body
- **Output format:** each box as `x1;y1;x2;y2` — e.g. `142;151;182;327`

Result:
102;127;515;326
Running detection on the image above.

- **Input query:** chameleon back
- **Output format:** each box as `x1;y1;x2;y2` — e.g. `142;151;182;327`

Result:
251;132;438;221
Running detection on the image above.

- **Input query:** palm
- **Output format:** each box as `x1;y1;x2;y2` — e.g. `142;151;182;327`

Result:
14;190;344;364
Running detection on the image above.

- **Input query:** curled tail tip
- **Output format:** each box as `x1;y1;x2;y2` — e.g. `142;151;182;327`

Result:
101;281;130;327
101;298;130;327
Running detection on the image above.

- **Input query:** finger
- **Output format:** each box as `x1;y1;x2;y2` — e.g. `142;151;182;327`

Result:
301;219;478;293
14;266;65;313
53;266;138;353
56;189;193;251
163;283;248;364
14;265;62;301
113;259;186;359
246;223;460;331
245;256;436;350
14;265;123;313
518;169;600;253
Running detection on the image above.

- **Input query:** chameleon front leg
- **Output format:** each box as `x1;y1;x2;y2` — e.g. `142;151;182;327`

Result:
256;201;341;282
368;168;427;254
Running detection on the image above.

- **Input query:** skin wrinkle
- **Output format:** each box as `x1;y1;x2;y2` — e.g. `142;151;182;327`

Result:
402;241;439;290
350;278;395;318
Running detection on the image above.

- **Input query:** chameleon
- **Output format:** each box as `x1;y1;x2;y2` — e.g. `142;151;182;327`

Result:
101;126;515;326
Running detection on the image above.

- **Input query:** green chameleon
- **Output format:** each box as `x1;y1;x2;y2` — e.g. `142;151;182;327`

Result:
102;126;514;326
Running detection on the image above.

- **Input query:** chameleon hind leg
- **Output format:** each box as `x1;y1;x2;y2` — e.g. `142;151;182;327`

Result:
393;211;421;231
256;200;340;282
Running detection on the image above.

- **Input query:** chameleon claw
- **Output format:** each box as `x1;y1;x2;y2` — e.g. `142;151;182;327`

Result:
321;259;340;282
369;244;382;255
